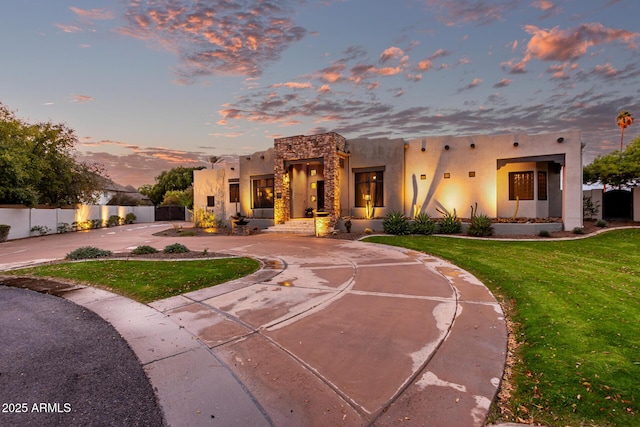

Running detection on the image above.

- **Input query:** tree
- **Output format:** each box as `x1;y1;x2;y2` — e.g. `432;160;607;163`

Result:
584;135;640;188
616;110;634;153
139;166;205;205
0;102;107;206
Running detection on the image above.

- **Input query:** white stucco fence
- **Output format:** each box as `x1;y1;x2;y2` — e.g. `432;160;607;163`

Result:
0;205;155;240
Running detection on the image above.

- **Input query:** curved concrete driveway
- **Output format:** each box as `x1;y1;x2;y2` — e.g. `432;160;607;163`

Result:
0;223;507;426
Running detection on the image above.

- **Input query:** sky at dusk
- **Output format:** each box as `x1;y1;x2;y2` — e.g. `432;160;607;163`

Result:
2;0;640;187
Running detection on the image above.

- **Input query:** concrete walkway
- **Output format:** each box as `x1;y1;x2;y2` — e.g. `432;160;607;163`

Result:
0;224;507;426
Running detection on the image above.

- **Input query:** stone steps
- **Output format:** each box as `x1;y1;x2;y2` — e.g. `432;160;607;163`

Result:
264;219;318;235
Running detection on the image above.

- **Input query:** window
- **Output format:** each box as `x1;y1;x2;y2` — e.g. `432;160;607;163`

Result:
252;177;274;208
355;170;384;207
206;196;215;207
229;183;239;203
538;171;547;200
509;171;534;200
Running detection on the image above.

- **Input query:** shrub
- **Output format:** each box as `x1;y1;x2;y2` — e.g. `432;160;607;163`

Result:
57;222;71;233
163;243;190;254
382;211;411;235
364;228;373;234
194;208;218;229
436;208;462;234
30;225;51;236
411;212;436;235
596;219;607;228
66;246;113;260
573;227;585;234
131;245;159;255
0;224;10;242
124;213;137;224
538;230;551;237
90;219;103;229
107;215;123;227
467;214;494;237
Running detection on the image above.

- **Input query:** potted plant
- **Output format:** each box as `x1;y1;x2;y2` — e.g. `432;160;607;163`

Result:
343;217;352;233
0;224;10;242
305;207;314;218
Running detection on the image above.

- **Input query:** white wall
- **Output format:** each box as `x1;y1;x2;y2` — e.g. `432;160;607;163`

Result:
0;206;154;240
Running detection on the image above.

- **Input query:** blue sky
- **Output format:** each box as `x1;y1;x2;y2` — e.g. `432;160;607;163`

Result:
2;0;639;187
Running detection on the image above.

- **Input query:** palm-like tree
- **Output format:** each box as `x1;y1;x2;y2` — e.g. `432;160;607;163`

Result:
616;110;634;153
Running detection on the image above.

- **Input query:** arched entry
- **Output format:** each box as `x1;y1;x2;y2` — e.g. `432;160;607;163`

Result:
603;189;632;219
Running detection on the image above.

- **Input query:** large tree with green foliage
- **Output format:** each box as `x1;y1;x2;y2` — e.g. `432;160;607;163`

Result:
0;103;107;206
138;166;204;206
584;135;640;188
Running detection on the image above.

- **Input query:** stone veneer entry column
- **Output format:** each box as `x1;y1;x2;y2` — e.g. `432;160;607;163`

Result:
273;133;347;227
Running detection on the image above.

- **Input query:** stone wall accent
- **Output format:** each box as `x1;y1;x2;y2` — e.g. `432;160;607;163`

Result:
274;133;347;226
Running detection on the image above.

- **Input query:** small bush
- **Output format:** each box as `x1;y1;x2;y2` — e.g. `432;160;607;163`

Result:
131;245;159;255
437;208;462;234
124;213;137;224
194;208;218;229
0;224;10;242
90;219;103;229
596;219;607;228
107;215;123;227
57;222;71;233
573;227;585;234
411;212;436;235
467;214;494;237
538;230;551;238
163;243;190;254
30;225;51;236
178;231;196;237
382;211;411;235
66;246;113;260
364;228;373;234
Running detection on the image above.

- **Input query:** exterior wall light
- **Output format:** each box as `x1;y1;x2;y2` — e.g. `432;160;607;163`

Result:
513;142;519;147
421;147;426;152
260;155;265;159
470;143;475;148
557;137;564;143
444;145;450;150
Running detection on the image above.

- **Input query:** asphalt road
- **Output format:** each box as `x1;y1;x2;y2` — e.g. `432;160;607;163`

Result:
0;285;164;427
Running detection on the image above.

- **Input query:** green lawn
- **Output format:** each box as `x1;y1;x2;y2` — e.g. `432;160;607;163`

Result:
6;258;260;303
366;229;640;426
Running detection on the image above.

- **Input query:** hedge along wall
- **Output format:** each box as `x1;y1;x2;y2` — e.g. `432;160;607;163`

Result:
0;205;155;240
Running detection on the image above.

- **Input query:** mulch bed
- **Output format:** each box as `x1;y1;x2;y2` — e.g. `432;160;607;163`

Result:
151;219;638;242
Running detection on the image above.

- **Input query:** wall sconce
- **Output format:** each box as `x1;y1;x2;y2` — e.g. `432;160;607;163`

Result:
311;195;316;202
513;142;519;147
420;174;426;180
469;171;476;177
557;137;564;143
470;143;475;148
311;182;316;189
230;167;235;170
444;173;450;179
246;156;251;160
260;155;265;159
421;147;426;152
444;145;450;150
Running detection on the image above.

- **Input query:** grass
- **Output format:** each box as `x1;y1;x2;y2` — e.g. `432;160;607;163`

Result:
6;258;260;303
365;229;640;426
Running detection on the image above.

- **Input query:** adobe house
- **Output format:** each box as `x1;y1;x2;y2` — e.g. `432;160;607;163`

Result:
194;130;583;232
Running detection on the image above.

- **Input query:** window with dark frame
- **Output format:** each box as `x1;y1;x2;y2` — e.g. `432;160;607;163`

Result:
538;171;547;200
509;171;534;200
229;183;239;203
355;170;384;207
206;196;215;206
252;177;274;208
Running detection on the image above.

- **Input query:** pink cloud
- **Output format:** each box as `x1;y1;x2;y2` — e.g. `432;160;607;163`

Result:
380;46;405;63
507;23;640;73
425;0;517;26
120;0;307;81
70;7;114;20
70;94;95;103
